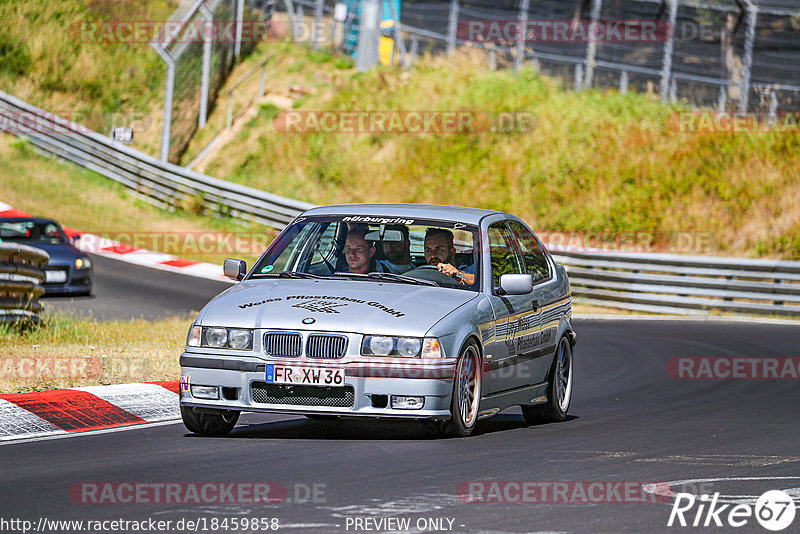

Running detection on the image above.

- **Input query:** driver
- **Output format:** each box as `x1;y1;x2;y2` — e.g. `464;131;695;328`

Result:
424;228;475;285
343;229;377;274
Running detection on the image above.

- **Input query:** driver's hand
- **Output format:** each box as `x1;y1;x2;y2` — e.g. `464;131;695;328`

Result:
437;263;459;277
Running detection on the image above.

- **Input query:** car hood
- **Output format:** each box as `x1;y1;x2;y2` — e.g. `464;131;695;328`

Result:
197;278;479;336
25;243;81;266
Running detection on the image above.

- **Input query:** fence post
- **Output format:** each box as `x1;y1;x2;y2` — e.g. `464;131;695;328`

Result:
515;0;530;73
198;3;213;128
235;0;245;58
313;0;324;50
356;0;380;72
740;1;758;112
659;0;679;103
410;34;419;65
226;91;235;130
385;0;408;68
284;0;297;41
447;0;460;54
151;43;175;162
583;0;603;88
575;63;584;91
488;47;496;71
620;70;629;95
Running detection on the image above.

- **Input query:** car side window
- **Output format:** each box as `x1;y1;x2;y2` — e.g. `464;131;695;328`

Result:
508;221;551;283
487;222;524;287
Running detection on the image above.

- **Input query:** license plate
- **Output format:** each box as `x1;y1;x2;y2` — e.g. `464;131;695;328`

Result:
45;270;67;283
266;364;345;386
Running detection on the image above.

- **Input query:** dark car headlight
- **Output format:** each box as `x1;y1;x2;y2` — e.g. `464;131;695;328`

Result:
75;257;92;270
187;325;253;350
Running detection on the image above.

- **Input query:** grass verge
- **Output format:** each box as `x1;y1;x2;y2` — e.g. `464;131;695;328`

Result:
0;312;188;393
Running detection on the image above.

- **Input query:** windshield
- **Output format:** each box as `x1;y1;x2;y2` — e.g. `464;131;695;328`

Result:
251;215;481;291
0;220;68;245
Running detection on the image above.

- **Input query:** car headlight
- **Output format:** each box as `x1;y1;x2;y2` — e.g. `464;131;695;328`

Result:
187;326;254;350
361;336;440;358
75;257;92;269
228;329;253;350
205;328;228;348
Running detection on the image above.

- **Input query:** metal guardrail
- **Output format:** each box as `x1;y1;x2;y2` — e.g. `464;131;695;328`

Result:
0;244;48;325
3;90;800;317
0;91;315;228
553;249;800;316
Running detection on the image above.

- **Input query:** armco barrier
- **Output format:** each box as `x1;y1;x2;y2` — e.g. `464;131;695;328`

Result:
2;90;800;317
553;249;800;316
0;243;48;325
0;91;315;228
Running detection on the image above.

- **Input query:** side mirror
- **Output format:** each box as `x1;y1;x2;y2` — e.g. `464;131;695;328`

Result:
70;234;81;245
497;273;533;295
224;258;247;281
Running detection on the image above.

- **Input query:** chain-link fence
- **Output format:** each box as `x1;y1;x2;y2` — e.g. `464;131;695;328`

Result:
277;0;800;113
151;0;270;163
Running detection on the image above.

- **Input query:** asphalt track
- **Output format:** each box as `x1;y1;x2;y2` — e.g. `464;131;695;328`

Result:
6;259;800;532
42;254;231;320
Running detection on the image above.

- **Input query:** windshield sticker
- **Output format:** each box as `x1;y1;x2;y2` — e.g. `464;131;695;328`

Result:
237;294;405;317
342;216;415;225
292;300;348;314
260;265;274;273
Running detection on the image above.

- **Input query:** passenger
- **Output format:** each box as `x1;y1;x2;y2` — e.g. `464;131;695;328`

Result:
376;225;414;274
342;229;376;274
423;228;475;285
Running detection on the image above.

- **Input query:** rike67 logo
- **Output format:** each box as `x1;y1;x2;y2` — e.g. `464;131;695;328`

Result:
668;490;796;531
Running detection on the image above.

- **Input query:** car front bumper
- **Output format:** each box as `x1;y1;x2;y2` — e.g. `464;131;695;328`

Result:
180;352;458;419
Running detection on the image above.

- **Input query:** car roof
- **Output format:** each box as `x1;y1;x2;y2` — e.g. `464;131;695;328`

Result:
0;217;60;225
302;203;506;226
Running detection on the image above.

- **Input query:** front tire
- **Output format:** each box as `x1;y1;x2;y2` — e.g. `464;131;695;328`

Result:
181;406;239;436
424;340;482;438
522;336;573;424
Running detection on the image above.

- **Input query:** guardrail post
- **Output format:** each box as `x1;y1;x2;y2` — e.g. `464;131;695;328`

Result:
313;0;324;50
659;0;678;103
583;0;603;88
718;85;728;111
446;0;460;54
410;34;419;66
259;62;268;98
151;43;176;162
226;91;235;130
514;0;530;73
574;63;584;91
740;1;758;112
620;70;629;95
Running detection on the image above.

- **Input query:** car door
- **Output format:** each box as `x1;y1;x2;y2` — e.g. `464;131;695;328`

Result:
484;221;542;394
508;220;556;384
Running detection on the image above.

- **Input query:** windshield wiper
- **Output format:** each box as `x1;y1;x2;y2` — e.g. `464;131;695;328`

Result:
367;272;439;286
278;271;324;279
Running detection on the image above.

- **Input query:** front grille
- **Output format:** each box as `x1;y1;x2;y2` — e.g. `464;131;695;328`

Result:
306;334;348;359
251;382;354;407
264;332;302;357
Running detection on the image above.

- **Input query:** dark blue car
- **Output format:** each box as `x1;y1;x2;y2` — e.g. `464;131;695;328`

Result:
0;217;93;296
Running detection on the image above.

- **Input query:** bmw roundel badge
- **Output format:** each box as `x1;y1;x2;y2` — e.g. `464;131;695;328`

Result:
302;317;315;325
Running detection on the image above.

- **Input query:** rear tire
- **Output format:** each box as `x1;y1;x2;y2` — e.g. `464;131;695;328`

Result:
522;336;573;424
181;406;239;436
424;340;482;438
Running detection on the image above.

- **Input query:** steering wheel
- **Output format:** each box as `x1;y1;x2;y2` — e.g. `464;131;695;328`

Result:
405;264;463;285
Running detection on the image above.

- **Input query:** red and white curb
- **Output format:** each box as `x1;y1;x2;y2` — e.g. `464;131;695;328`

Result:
0;201;233;283
0;381;179;441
